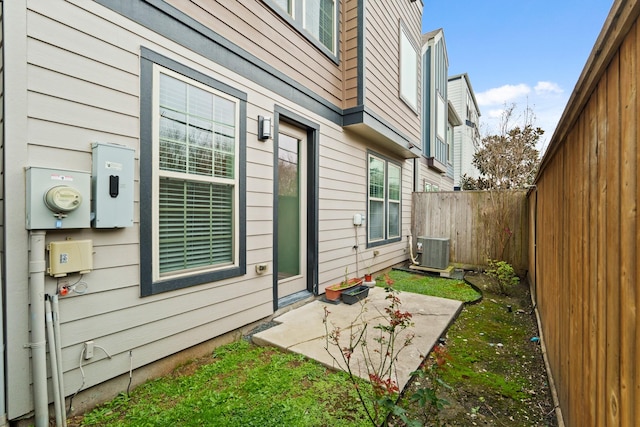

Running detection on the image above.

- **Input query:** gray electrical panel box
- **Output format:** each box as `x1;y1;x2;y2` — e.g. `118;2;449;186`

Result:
26;167;91;230
92;142;134;228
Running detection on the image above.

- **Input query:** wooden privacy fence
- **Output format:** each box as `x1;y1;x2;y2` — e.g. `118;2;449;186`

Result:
412;190;528;272
529;1;639;425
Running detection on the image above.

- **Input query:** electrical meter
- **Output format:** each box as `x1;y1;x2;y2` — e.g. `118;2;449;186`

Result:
44;186;83;213
26;167;91;229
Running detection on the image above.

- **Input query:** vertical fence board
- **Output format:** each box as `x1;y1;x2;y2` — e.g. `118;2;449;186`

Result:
586;88;599;426
636;15;640;419
412;191;528;271
605;50;621;427
595;75;608;427
618;22;637;427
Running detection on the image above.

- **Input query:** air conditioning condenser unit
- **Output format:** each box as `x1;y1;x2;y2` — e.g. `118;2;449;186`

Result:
416;237;450;270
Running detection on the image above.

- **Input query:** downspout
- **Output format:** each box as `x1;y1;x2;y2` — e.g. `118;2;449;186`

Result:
28;231;48;427
0;0;9;424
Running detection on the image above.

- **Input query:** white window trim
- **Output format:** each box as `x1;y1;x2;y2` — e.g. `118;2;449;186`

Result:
303;0;336;54
368;152;402;246
151;65;241;283
399;23;418;111
437;93;446;141
387;163;401;239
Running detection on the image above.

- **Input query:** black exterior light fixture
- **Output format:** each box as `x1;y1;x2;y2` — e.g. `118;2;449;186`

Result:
258;115;272;140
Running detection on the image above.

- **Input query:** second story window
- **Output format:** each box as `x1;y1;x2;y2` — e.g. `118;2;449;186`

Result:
399;24;418;111
265;0;337;55
305;0;335;52
273;0;292;14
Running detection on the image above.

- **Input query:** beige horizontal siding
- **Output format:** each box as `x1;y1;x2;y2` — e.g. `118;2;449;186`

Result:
164;0;343;108
364;0;421;143
4;0;416;418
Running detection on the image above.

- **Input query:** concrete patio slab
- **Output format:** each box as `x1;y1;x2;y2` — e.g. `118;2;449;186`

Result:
252;287;463;391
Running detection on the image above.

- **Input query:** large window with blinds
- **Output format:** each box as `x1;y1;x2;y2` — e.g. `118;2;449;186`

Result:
156;70;238;277
368;152;402;246
140;52;246;296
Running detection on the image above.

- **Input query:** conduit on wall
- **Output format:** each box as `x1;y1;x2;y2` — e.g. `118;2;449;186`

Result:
28;231;48;427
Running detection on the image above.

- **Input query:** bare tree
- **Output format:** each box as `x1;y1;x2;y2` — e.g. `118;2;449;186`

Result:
462;104;543;190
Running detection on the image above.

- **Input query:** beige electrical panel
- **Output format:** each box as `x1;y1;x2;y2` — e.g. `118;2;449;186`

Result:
48;240;93;277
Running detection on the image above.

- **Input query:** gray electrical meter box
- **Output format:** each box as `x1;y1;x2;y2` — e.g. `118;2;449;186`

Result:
26;167;91;229
92;142;135;228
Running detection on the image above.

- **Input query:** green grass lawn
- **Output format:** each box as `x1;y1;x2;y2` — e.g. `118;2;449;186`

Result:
71;271;482;427
376;269;481;303
74;340;373;427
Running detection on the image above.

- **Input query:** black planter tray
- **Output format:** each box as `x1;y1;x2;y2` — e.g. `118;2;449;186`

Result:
341;285;370;305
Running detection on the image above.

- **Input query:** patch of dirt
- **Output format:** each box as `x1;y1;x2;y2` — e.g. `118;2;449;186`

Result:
391;273;558;426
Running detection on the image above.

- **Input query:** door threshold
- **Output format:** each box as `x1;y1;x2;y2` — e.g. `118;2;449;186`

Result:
277;290;313;310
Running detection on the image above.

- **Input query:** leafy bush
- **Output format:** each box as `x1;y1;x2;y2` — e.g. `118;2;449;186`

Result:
486;259;519;294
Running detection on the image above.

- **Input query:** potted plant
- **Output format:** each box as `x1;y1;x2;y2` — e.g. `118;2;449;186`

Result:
363;267;373;284
362;251;377;285
324;268;363;302
341;285;370;305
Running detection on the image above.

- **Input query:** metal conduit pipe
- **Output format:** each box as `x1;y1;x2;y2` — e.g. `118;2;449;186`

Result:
51;295;67;427
45;298;62;427
28;230;48;427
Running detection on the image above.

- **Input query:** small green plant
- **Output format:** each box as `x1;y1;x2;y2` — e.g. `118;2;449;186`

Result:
486;259;519;294
408;345;452;425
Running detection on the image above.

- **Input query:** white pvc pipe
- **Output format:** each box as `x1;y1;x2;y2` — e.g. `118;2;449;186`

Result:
407;233;420;265
45;298;62;427
51;295;67;427
28;230;48;427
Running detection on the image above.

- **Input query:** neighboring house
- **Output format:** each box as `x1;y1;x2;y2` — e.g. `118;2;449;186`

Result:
448;73;481;190
417;28;459;192
0;0;423;423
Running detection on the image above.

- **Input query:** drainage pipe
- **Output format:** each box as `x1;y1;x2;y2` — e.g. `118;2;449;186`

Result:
51;295;67;427
28;230;48;427
407;233;420;265
45;297;62;427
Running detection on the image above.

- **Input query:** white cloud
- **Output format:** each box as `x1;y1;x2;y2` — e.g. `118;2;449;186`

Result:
476;84;531;106
487;109;505;119
474;81;569;155
535;81;563;95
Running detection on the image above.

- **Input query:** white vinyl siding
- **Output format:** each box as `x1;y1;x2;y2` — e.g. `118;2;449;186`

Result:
368;153;401;244
153;66;240;281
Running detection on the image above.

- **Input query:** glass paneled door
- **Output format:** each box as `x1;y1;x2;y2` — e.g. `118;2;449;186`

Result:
276;122;308;299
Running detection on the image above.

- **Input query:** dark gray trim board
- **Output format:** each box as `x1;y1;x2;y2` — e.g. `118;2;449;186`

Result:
272;106;320;311
344;106;419;158
96;0;342;124
139;49;247;296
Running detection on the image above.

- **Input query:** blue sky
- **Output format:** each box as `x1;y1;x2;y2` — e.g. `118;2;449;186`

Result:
423;0;614;151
